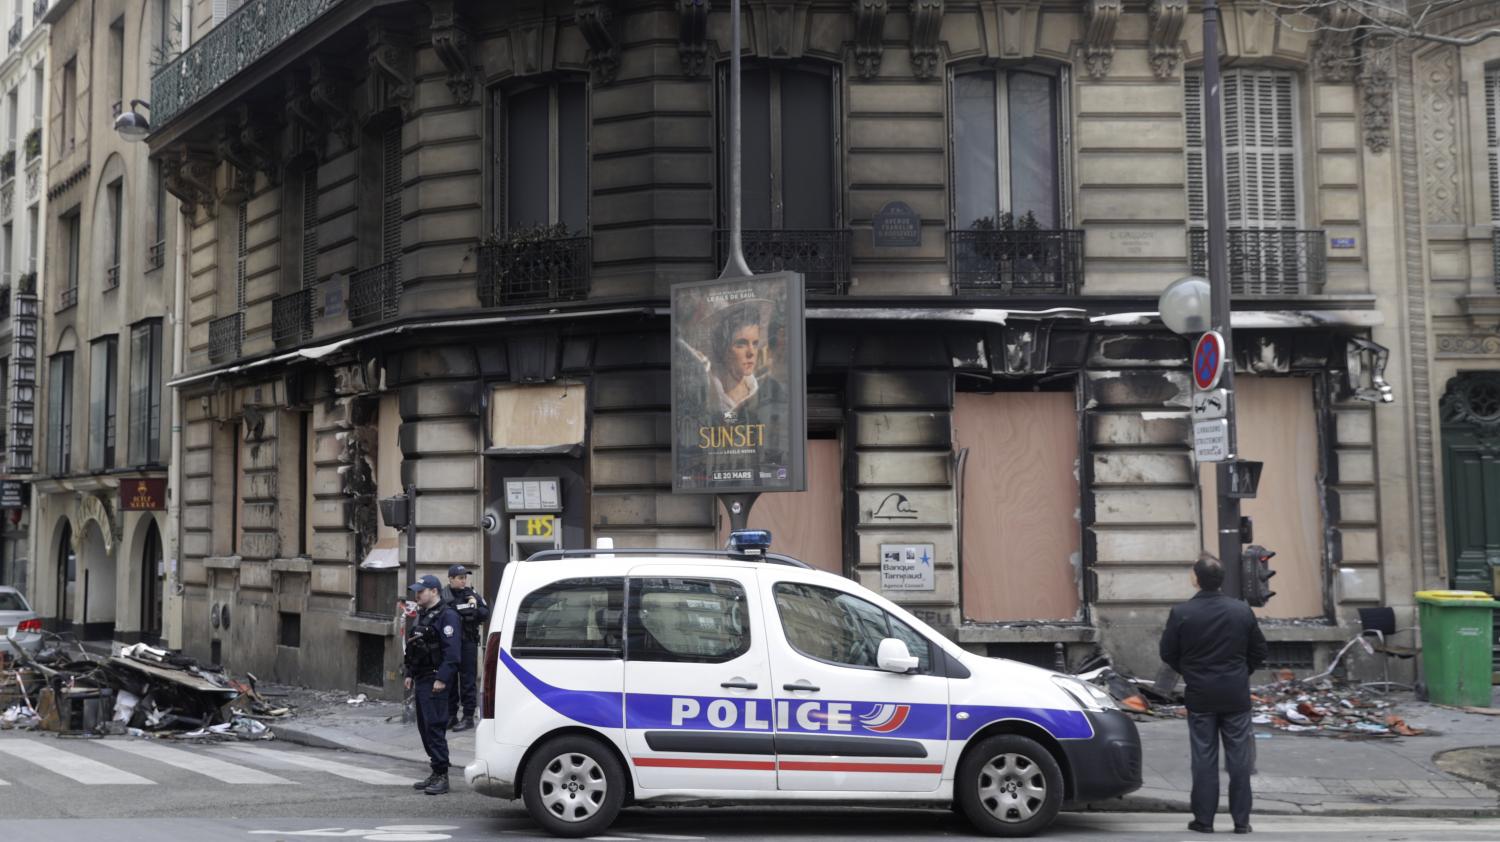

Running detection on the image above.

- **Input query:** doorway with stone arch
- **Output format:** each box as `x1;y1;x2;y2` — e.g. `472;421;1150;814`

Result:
1439;372;1500;592
54;520;75;629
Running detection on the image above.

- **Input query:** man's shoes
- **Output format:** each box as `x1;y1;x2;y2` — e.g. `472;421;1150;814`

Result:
452;716;476;733
412;772;438;790
424;774;450;795
447;713;460;729
1234;825;1252;835
1188;821;1215;833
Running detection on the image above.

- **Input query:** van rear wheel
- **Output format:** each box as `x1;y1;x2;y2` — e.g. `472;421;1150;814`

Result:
521;735;626;838
957;734;1064;837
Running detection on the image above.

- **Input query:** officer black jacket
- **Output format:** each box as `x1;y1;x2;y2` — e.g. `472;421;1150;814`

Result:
444;585;490;640
1158;590;1269;713
404;601;462;685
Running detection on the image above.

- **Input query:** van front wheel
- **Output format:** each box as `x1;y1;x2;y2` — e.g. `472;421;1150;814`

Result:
957;734;1064;837
521;735;626;838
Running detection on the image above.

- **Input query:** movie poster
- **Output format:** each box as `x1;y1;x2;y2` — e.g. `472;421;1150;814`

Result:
671;272;806;494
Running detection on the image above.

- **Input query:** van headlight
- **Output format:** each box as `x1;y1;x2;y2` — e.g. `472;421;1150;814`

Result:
1051;675;1117;712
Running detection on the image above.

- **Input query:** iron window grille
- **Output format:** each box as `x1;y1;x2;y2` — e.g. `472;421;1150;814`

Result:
208;312;242;364
348;259;401;326
272;288;312;345
948;228;1083;296
57;285;76;311
717;228;852;295
147;240;166;271
477;236;590;306
1188;228;1327;295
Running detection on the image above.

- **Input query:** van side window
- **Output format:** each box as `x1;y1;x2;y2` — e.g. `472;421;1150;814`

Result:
627;578;750;664
773;582;932;673
512;577;624;658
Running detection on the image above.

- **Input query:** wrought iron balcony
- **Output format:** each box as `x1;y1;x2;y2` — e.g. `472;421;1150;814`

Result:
147;240;166;271
32;0;45;19
348;259;401;327
272;288;311;346
56;285;76;312
1189;228;1328;295
717;229;852;295
208;312;243;364
104;264;119;291
477;236;591;306
150;0;340;129
948;228;1085;296
7;18;21;49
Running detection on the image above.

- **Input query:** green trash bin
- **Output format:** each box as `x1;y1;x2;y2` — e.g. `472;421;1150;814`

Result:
1415;590;1500;707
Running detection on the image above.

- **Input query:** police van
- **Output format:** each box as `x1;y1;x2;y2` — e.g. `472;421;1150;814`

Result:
465;532;1141;838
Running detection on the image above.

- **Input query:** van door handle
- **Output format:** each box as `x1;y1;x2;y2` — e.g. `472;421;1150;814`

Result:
782;680;820;692
720;680;759;690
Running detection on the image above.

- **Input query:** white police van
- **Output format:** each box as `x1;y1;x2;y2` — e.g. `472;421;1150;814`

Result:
465;532;1141;837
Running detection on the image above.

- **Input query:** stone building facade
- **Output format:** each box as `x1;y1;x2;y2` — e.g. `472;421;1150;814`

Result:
30;0;177;644
140;0;1470;694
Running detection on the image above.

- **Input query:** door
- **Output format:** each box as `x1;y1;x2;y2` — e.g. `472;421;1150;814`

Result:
1441;374;1500;591
765;579;949;792
484;456;588;605
56;521;75;627
141;520;163;642
622;565;776;792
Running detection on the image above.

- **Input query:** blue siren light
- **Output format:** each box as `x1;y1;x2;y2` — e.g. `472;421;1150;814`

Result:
727;529;773;556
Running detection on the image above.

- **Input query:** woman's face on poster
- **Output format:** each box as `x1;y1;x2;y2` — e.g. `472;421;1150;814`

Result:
721;323;761;381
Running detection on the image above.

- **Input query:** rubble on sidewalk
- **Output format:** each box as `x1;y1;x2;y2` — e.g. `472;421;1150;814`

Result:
0;633;285;741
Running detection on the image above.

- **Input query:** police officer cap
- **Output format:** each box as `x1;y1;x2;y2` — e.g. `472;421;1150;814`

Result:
407;574;441;593
448;564;469;577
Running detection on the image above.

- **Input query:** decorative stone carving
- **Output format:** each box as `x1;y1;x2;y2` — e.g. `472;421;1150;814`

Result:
1345;338;1394;403
1416;46;1462;225
1441;372;1500;441
1314;4;1360;82
219;104;279;192
166;148;218;219
308;58;355;151
910;0;943;80
428;0;474;104
677;0;711;76
1148;0;1185;79
852;0;888;80
752;0;812;58
575;0;620;84
366;21;414;119
1437;334;1500;357
1359;38;1394;154
1082;0;1122;80
285;73;323;160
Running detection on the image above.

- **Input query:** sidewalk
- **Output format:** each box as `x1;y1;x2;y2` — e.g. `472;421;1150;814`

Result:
269;689;1500;817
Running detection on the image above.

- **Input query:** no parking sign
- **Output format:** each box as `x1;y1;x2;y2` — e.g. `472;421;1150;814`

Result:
1193;331;1226;391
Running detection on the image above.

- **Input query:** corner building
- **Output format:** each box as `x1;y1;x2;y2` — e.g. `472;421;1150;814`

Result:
147;0;1440;695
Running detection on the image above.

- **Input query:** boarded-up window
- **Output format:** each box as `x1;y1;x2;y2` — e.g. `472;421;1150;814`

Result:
489;382;586;451
1200;377;1324;619
365;394;403;567
717;437;843;574
955;392;1081;622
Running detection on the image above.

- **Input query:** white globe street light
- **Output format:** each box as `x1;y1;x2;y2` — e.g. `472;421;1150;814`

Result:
114;100;152;142
1158;275;1212;335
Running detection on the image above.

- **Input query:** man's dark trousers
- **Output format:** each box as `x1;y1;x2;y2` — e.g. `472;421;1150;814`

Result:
448;636;478;721
414;678;450;774
1189;710;1253;828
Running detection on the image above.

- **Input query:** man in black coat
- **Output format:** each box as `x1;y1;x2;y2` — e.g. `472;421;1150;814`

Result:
1159;555;1268;834
442;564;489;732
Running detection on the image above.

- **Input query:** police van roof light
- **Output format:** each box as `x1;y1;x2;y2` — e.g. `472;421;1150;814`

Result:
727;529;773;557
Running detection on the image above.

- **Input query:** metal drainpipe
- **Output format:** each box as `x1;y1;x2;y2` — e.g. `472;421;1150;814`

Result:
163;0;191;649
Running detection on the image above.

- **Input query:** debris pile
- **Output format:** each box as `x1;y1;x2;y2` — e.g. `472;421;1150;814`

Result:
1;634;286;740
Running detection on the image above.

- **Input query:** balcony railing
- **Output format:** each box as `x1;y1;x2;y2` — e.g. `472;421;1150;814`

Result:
150;0;341;129
948;229;1085;296
272;288;311;346
717;229;852;295
8;18;21;49
57;285;76;311
348;259;401;327
208;312;243;364
32;0;46;19
1189;228;1327;295
147;240;166;271
104;264;119;291
477;236;591;306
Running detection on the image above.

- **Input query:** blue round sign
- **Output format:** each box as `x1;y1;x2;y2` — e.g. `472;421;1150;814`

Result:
1193;331;1225;391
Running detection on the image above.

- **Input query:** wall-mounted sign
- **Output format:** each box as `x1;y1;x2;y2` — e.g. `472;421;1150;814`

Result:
872;201;922;248
1193;419;1230;462
1191;388;1229;421
503;478;561;513
121;477;167;511
880;544;936;591
671;272;807;494
0;480;26;509
1192;331;1226;391
1330;237;1356;249
521;514;556;539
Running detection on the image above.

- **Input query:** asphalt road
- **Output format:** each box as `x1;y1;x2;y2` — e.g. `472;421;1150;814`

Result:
3;733;1500;841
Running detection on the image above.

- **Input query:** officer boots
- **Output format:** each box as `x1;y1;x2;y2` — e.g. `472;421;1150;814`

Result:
451;715;475;733
412;771;440;790
424;772;450;795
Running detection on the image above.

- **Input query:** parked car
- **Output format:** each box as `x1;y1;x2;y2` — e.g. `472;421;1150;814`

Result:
0;586;42;660
465;531;1142;838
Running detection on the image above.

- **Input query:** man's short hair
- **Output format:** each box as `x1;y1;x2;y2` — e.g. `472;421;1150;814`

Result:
1194;554;1225;591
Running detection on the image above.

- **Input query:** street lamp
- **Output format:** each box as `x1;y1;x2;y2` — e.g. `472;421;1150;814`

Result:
1158;275;1212;336
114;99;151;142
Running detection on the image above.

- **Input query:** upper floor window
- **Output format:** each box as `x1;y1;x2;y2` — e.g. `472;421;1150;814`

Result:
491;80;588;234
61;58;76;153
47;351;71;475
108;17;124;108
951;67;1065;230
719;63;841;231
128;319;162;465
88;335;116;470
1186;69;1300;228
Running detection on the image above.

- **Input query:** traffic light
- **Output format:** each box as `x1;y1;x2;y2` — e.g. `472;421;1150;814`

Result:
1242;544;1277;607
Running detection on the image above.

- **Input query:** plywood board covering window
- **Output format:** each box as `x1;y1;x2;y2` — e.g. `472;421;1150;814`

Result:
1200;377;1324;619
955;392;1081;622
369;394;402;563
717;438;843;574
489;382;585;450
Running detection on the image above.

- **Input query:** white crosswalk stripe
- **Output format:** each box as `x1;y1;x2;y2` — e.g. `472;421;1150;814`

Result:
97;740;292;785
223;745;414;786
0;739;154;785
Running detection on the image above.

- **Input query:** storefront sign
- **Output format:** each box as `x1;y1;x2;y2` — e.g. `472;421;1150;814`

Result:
121;477;167;511
671;272;806;494
880;544;936;591
0;480;26;509
872;201;921;247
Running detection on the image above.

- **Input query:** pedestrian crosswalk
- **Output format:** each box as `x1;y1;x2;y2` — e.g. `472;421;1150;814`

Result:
0;737;415;789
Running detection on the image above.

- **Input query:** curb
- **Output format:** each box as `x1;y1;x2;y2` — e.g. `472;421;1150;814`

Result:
1082;793;1500;819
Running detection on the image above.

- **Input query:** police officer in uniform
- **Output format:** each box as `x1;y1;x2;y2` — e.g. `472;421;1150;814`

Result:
404;574;462;795
443;564;489;732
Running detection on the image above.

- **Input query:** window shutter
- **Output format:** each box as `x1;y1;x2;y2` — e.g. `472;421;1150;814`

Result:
1487;69;1499;228
211;0;228;25
381;124;402;264
1185;73;1205;226
1225;69;1297;229
301;164;318;288
236;201;248;313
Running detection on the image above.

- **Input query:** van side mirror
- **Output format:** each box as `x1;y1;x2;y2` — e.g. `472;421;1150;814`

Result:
877;638;920;673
